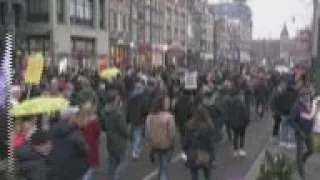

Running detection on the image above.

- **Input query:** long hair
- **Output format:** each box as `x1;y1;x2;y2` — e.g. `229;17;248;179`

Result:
187;105;213;130
149;95;166;114
77;101;94;127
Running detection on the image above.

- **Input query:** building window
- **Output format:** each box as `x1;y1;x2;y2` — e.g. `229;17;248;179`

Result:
99;0;105;29
71;37;95;68
181;29;185;36
27;35;50;57
57;0;64;23
70;0;93;26
13;5;21;28
0;3;5;25
122;15;126;31
26;0;49;22
113;12;118;30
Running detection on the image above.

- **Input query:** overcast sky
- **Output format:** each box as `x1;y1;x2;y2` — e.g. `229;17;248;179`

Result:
208;0;313;39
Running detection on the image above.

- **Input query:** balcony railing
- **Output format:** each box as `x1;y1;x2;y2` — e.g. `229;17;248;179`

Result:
70;16;94;27
27;14;49;22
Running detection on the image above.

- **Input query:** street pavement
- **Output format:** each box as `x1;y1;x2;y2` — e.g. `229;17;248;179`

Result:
93;110;274;180
274;144;320;180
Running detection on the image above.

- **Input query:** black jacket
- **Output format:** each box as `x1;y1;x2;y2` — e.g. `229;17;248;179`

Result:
15;144;54;180
49;121;88;180
174;94;194;130
183;123;215;168
227;98;250;128
126;88;148;125
102;104;129;156
272;88;298;116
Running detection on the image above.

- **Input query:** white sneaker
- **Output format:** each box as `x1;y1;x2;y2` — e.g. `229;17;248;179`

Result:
233;151;239;157
181;153;187;161
239;150;247;157
279;142;288;147
286;143;296;149
132;152;140;160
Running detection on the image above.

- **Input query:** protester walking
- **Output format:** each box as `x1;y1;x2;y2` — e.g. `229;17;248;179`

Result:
102;91;129;180
289;88;317;180
227;91;250;158
78;101;101;180
49;107;89;180
15;130;54;180
183;106;215;180
145;95;176;180
127;81;148;159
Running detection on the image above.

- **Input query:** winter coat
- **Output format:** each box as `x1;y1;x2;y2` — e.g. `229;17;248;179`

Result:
272;88;298;116
102;104;129;156
49;121;88;180
174;94;194;131
227;98;250;128
214;94;230;125
80;117;101;167
126;88;148;125
183;122;215;168
15;144;55;180
289;100;314;136
202;95;225;129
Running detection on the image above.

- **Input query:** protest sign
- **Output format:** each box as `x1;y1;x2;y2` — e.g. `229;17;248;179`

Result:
24;53;44;85
184;71;198;90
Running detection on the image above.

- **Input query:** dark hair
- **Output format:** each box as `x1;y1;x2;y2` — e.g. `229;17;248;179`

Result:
105;90;118;102
187;105;213;129
30;130;51;146
150;95;166;113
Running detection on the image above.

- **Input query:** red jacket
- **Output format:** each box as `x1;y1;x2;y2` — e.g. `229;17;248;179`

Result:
80;116;101;167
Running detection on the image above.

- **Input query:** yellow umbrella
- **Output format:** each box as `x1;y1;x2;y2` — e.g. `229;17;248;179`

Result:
11;97;69;117
99;67;121;80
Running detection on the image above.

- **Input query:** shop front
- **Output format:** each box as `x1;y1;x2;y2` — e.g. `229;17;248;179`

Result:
109;38;130;69
166;41;184;67
137;42;152;69
152;44;167;67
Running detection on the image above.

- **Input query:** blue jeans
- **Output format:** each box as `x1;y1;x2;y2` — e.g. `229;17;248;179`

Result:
107;154;127;180
280;116;295;144
82;168;94;180
132;125;144;155
155;150;171;180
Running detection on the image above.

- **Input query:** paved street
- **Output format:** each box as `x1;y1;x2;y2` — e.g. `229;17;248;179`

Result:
93;111;273;180
276;144;320;180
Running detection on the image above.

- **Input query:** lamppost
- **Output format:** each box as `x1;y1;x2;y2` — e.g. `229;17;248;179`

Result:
213;17;223;62
312;0;320;91
128;0;136;66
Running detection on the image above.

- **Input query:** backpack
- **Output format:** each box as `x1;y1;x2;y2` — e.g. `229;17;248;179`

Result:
145;112;175;150
189;129;211;167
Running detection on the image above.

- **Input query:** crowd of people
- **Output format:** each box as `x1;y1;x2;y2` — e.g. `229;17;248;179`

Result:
5;62;320;180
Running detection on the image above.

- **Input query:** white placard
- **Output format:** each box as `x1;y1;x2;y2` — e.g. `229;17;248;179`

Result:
184;71;198;90
59;57;68;74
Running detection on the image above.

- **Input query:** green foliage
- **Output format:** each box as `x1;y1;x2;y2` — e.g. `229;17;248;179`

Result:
256;150;294;180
